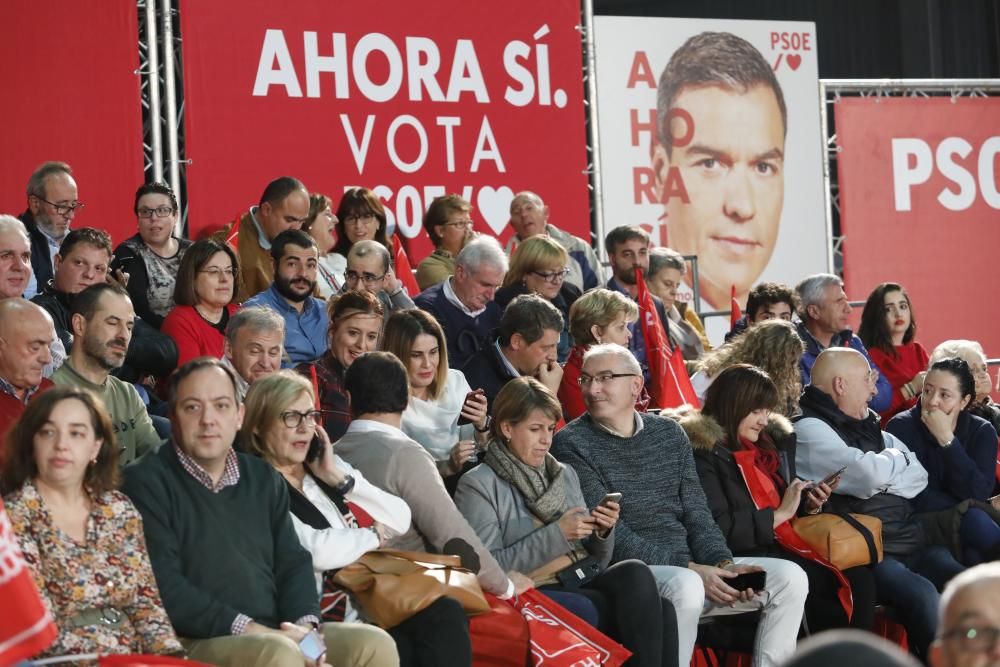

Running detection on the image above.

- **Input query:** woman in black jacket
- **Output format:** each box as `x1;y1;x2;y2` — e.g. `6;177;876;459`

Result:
682;364;877;633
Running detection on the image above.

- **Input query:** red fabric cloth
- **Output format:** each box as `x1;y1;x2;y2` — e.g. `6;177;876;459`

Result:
635;269;699;409
869;342;929;426
161;304;239;368
391;235;420;297
730;285;741;329
0;378;54;449
0;497;57;665
558;345;651;421
738;437;785;493
471;593;531;667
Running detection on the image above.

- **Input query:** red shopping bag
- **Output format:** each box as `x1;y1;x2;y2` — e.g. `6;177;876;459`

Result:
471;592;532;667
515;589;631;667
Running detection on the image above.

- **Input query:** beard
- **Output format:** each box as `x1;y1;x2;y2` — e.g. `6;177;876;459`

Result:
615;265;643;285
83;334;127;371
275;274;316;303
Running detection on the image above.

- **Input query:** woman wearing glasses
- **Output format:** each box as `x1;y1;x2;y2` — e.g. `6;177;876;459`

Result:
241;370;468;667
111;183;192;329
416;194;476;291
495;236;580;363
161;239;241;367
325;188;393;283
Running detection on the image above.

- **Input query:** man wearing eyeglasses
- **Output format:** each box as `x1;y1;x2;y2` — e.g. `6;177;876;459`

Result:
342;240;415;318
553;343;808;667
932;562;1000;667
507;191;605;292
213;176;311;302
19;161;81;300
244;230;328;366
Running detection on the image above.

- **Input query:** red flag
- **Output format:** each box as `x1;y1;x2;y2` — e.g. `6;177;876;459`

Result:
635;268;699;409
0;497;57;664
731;284;742;329
391;235;420;296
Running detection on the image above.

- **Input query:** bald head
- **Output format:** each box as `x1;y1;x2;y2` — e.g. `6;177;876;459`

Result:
932;563;1000;667
810;348;877;420
0;299;55;396
509;191;549;239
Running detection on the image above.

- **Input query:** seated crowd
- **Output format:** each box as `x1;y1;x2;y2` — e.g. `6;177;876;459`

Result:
2;160;1000;667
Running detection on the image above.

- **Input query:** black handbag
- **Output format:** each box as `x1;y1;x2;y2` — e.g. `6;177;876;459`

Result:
555;554;602;588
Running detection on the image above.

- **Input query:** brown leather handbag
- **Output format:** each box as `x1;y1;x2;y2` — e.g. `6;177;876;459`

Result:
792;512;884;569
332;549;491;628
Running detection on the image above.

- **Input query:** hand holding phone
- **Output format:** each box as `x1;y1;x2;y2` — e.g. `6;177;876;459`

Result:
815;465;848;487
298;628;326;662
457;388;486;426
728;571;767;593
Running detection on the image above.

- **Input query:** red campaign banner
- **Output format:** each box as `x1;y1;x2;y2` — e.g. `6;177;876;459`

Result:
0;1;144;245
178;0;592;262
836;97;1000;359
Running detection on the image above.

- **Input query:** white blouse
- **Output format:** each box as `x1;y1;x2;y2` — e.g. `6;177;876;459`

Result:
316;253;347;299
401;368;476;461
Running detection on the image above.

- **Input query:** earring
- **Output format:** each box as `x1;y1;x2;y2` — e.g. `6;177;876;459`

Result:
89;458;97;466
595;338;603;345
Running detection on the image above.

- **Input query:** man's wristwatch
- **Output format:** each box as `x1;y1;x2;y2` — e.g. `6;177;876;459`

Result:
475;415;493;433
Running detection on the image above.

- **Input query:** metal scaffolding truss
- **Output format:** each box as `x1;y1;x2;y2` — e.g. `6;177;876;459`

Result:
819;78;1000;277
138;0;187;238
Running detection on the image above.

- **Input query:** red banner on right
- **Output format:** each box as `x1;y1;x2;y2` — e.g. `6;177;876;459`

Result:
836;97;1000;358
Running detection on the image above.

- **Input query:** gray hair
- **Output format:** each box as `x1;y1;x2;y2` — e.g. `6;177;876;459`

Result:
795;273;843;318
26;161;73;199
225;306;285;346
455;234;509;275
582;343;642;376
348;239;391;274
509;191;544;214
930;339;986;366
937;562;1000;632
648;247;687;277
0;215;29;243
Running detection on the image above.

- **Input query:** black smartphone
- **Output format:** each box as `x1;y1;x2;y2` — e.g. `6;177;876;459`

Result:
728;571;767;592
457;389;485;426
306;434;323;463
816;465;848;487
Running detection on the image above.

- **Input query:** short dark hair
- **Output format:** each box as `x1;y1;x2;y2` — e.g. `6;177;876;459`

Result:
858;282;917;357
332;187;389;256
173;238;241;307
746;282;797;323
702;364;779;450
133;182;178;215
344;351;408;416
498;294;564;347
657;31;787;154
1;386;120;495
259;176;307;208
270;229;317;263
604;225;650;256
71;283;130;323
928;357;976;407
167;357;241;412
58;227;112;259
424;194;472;246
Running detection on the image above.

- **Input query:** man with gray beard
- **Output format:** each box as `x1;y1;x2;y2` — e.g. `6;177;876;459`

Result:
51;283;162;465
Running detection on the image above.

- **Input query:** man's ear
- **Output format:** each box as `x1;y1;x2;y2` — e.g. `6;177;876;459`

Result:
508;333;524;352
631;374;644;399
806;303;820;322
28;195;42;216
223;339;233;360
71;312;86;339
651;140;672;196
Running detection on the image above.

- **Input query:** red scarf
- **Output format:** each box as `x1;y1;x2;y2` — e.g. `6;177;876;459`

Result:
739;437;785;493
731;450;854;619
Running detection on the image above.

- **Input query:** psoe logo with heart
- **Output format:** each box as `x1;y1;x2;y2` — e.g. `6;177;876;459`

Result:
770;30;811;72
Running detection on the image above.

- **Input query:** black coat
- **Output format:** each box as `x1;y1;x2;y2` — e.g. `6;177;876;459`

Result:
460;342;518;411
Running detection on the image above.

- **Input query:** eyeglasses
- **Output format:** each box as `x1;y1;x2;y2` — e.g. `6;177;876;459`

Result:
345;270;386;285
578;372;639;387
35;196;84;217
442;219;473;229
199;267;235;278
280;410;323;428
942;625;1000;652
530;268;571;284
137;206;176;219
344;213;378;226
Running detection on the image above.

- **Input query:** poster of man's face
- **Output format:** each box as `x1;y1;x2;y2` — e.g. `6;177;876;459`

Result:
594;18;827;341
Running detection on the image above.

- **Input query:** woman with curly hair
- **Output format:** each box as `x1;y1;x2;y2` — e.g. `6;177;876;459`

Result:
691;319;805;417
858;282;928;425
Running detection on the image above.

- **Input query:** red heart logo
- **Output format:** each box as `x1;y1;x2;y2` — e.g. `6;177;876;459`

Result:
787;54;802;71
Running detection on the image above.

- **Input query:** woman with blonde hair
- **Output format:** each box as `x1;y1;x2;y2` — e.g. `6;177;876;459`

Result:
692;319;805;417
241;370;470;667
494;235;580;363
301;193;340;297
382;309;491;479
558;288;650;421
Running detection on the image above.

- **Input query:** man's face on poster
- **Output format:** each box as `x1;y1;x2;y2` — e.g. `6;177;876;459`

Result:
653;83;785;306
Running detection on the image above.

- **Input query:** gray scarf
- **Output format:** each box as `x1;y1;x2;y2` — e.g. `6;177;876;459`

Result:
483;439;567;523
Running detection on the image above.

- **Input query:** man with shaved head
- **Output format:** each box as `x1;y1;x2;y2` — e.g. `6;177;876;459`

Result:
931;562;1000;667
795;348;965;661
507;191;605;291
0;299;56;436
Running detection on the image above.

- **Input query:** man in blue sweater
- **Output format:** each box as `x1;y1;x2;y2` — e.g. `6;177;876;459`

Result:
552;344;807;667
123;358;396;667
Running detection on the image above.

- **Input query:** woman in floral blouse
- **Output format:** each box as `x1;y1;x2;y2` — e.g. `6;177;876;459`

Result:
0;386;182;661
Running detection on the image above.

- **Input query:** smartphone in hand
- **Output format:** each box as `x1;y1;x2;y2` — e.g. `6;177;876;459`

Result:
728;571;767;592
457;388;486;426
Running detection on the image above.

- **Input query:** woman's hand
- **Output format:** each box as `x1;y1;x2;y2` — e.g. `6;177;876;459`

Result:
461;391;489;432
305;426;347;486
921;407;956;446
590;501;619;538
773;479;806;527
448;440;477;474
909;371;927;395
558;507;595;541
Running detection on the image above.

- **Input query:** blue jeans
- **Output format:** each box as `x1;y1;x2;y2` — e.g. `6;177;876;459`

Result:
960;507;1000;564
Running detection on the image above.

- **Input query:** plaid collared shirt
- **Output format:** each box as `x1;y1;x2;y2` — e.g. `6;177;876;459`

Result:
0;376;42;404
173;443;240;493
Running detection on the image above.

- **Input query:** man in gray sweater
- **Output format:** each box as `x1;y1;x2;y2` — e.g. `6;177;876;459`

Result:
551;344;807;667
